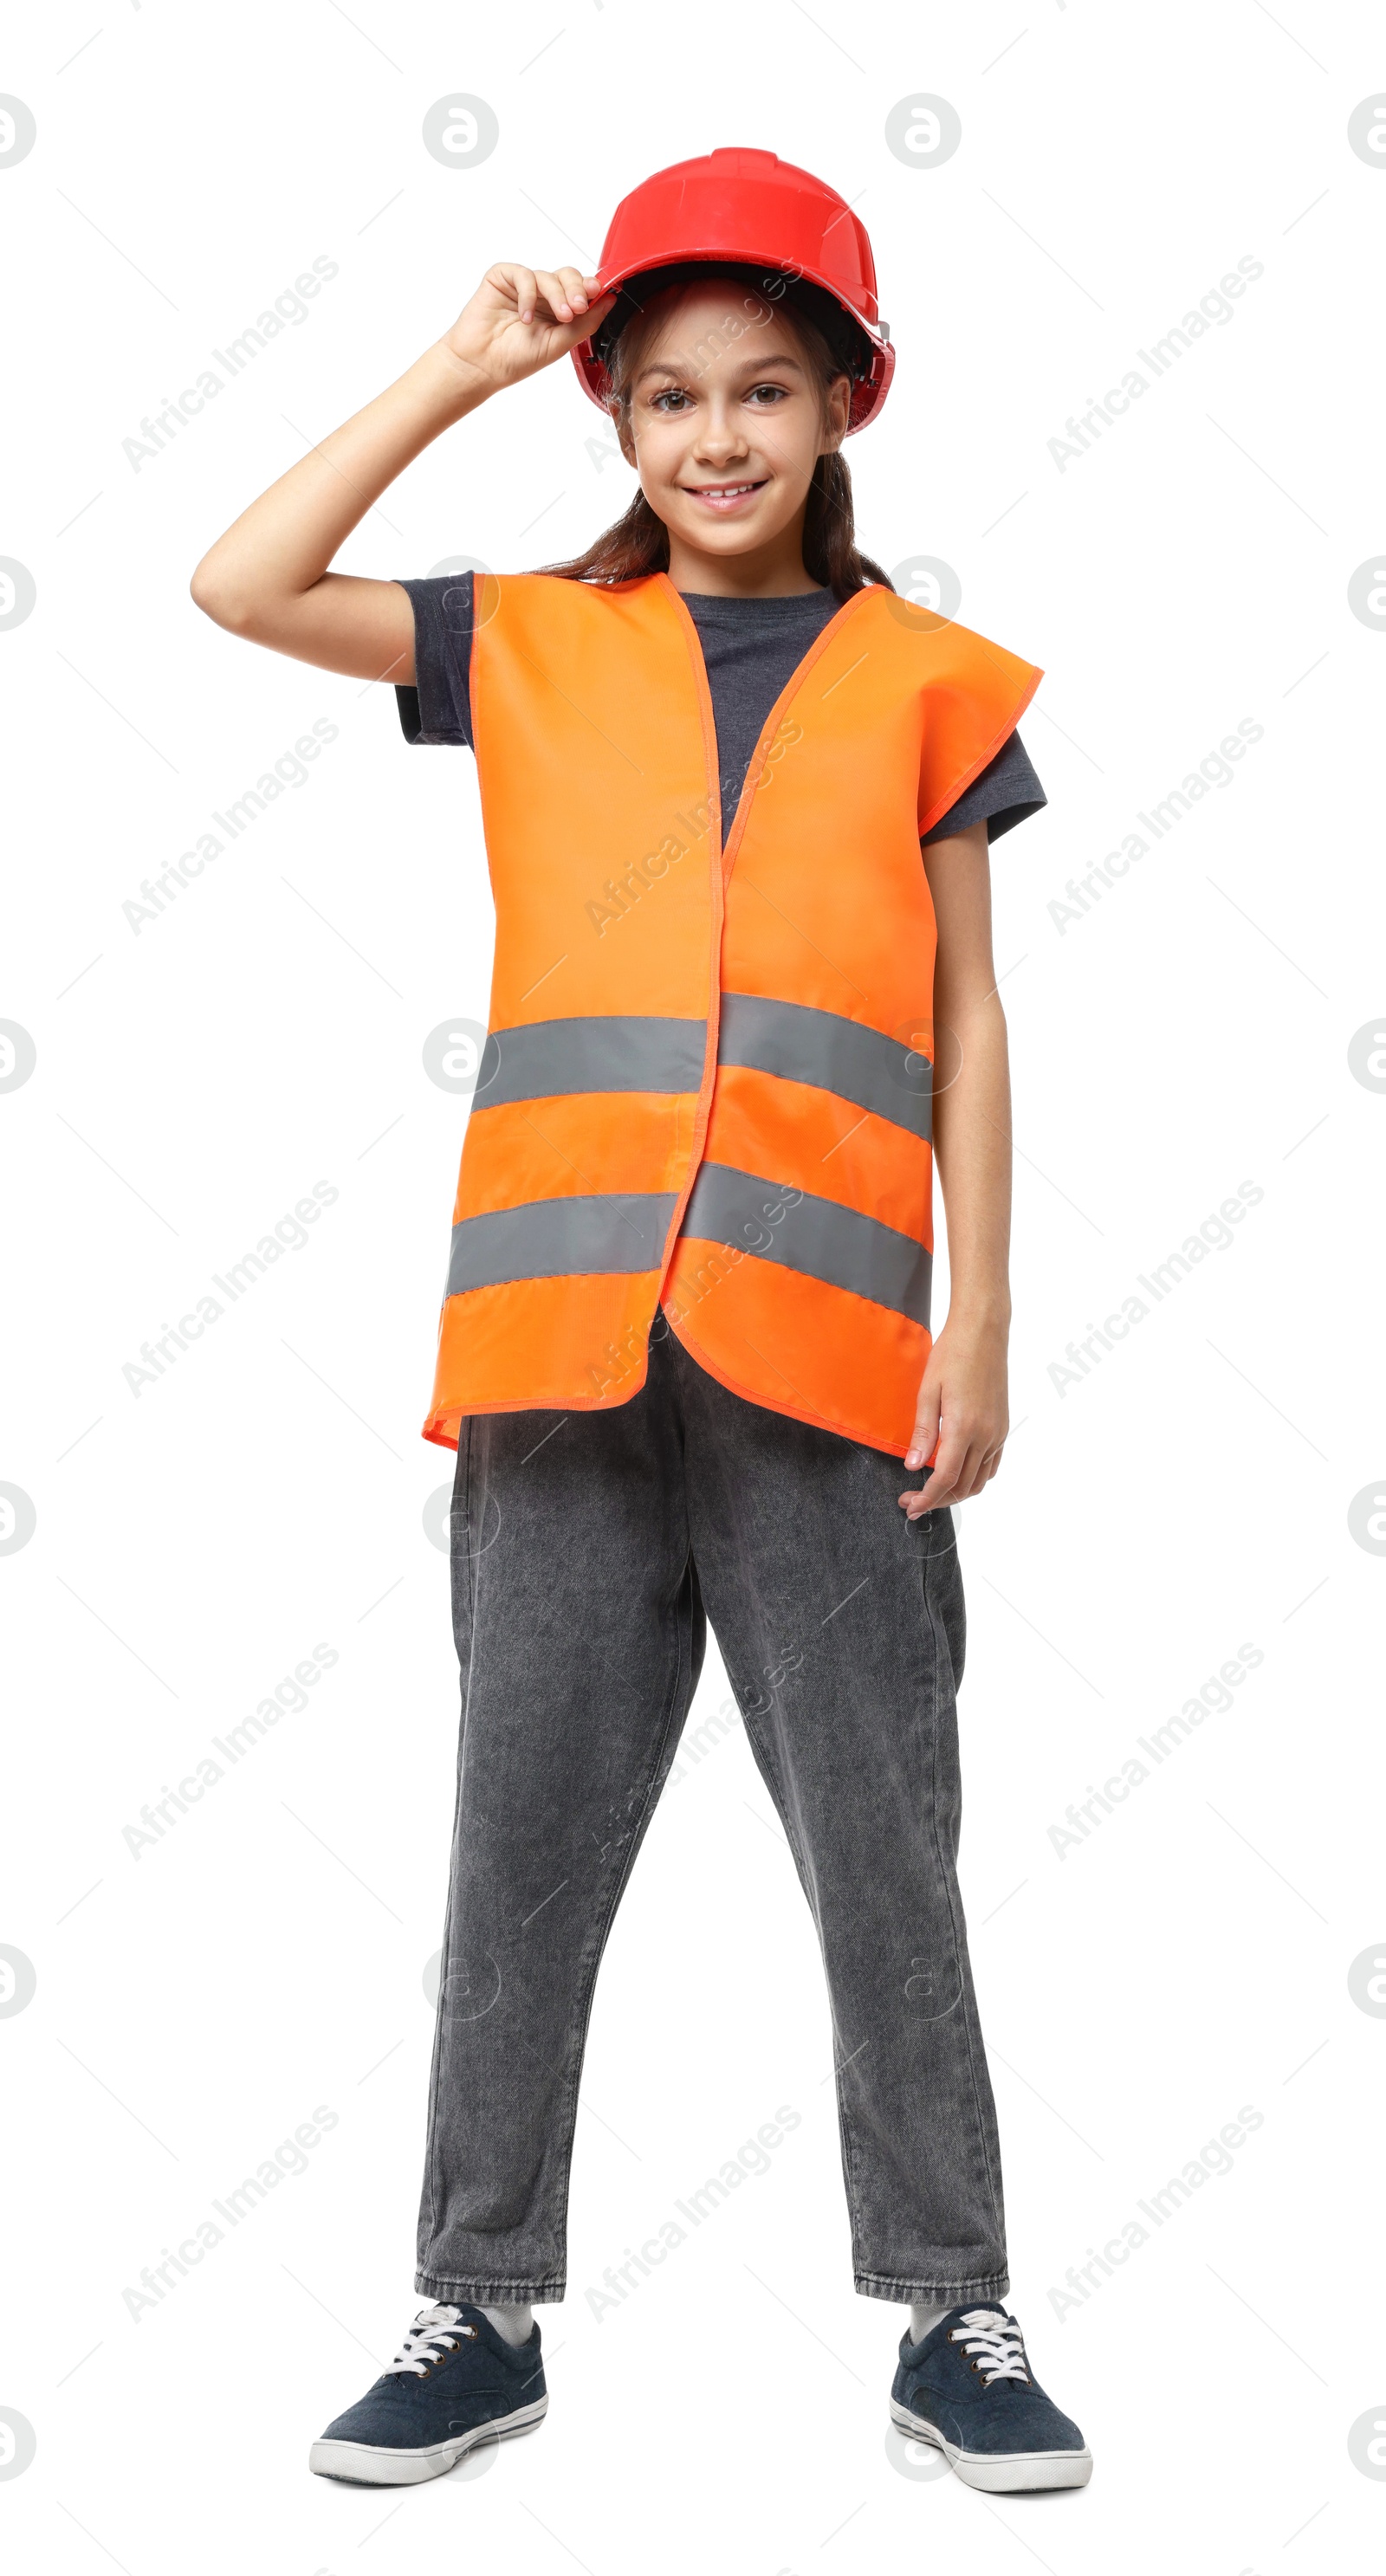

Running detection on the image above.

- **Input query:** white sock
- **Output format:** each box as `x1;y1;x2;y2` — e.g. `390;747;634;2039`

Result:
480;2301;534;2346
909;2301;949;2344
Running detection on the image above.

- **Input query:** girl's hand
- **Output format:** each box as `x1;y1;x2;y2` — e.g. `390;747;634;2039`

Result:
897;1323;1008;1519
442;263;618;394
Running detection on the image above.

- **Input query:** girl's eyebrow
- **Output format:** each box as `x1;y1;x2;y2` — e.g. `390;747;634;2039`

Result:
635;350;808;388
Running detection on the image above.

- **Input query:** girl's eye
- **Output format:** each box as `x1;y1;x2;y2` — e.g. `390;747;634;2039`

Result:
746;384;789;405
650;388;691;413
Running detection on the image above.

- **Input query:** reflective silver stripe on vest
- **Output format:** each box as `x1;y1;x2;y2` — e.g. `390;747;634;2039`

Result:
474;1015;707;1110
446;1192;678;1297
681;1162;931;1327
716;994;932;1140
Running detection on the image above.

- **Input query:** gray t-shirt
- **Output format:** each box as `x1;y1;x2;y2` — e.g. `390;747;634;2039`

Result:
392;573;1046;843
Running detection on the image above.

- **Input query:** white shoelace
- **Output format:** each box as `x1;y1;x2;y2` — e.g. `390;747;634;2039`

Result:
383;2304;476;2375
948;2307;1030;2386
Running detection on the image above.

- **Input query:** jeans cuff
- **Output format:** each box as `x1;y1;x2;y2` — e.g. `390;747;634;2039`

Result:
415;2272;565;2306
853;2270;1010;2305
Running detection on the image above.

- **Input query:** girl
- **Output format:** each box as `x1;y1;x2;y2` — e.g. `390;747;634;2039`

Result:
191;147;1091;2498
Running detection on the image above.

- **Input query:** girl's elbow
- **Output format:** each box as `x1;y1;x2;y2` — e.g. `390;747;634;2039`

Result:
189;557;262;636
190;560;234;627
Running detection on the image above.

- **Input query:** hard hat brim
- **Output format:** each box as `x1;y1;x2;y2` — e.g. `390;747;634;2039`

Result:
573;252;894;435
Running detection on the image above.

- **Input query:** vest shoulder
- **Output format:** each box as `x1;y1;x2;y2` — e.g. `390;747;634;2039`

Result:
486;573;662;608
850;590;1042;708
853;586;1033;661
475;572;671;645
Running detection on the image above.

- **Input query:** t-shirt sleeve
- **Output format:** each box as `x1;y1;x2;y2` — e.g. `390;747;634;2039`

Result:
392;573;475;747
921;728;1046;845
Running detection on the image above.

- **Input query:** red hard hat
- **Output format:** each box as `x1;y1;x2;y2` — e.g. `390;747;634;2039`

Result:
572;147;894;434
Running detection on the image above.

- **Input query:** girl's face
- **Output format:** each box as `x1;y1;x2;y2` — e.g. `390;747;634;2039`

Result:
617;283;851;573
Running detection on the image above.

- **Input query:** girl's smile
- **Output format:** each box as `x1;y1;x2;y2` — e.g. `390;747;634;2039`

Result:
679;477;769;511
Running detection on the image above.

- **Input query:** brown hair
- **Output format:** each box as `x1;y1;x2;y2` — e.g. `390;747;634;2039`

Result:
541;275;895;602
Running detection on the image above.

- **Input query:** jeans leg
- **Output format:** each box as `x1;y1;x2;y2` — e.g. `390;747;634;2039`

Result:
417;1335;703;2304
673;1339;1007;2306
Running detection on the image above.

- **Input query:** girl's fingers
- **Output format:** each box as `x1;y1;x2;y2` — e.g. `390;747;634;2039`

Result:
508;263;538;322
956;1438;1005;1501
903;1419;1007;1514
480;263;615;347
900;1423;965;1517
539;295;619;360
547;269;617;331
932;1462;965;1507
903;1384;942;1473
955;1444;992;1501
533;269;577;322
945;1443;977;1502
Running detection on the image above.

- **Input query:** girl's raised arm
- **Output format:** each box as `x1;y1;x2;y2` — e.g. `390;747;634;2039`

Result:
189;263;614;685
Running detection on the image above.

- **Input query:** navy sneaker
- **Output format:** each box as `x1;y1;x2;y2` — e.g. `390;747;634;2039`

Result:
891;2303;1091;2492
309;2302;547;2484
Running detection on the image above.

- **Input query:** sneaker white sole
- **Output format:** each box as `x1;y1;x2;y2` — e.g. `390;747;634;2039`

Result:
890;2398;1092;2492
309;2393;548;2484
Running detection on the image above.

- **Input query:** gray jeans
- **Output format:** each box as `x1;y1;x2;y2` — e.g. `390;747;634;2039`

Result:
418;1320;1008;2308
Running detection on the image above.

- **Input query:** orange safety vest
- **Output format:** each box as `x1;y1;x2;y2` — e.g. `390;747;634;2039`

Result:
423;573;1041;1459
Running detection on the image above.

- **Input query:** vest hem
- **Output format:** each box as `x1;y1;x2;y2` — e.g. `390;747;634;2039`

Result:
662;1304;914;1461
421;1366;653;1451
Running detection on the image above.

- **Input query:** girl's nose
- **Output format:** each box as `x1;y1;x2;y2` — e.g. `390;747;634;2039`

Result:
695;411;749;461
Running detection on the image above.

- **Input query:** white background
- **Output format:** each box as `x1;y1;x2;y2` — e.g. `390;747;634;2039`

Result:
3;3;1384;2568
